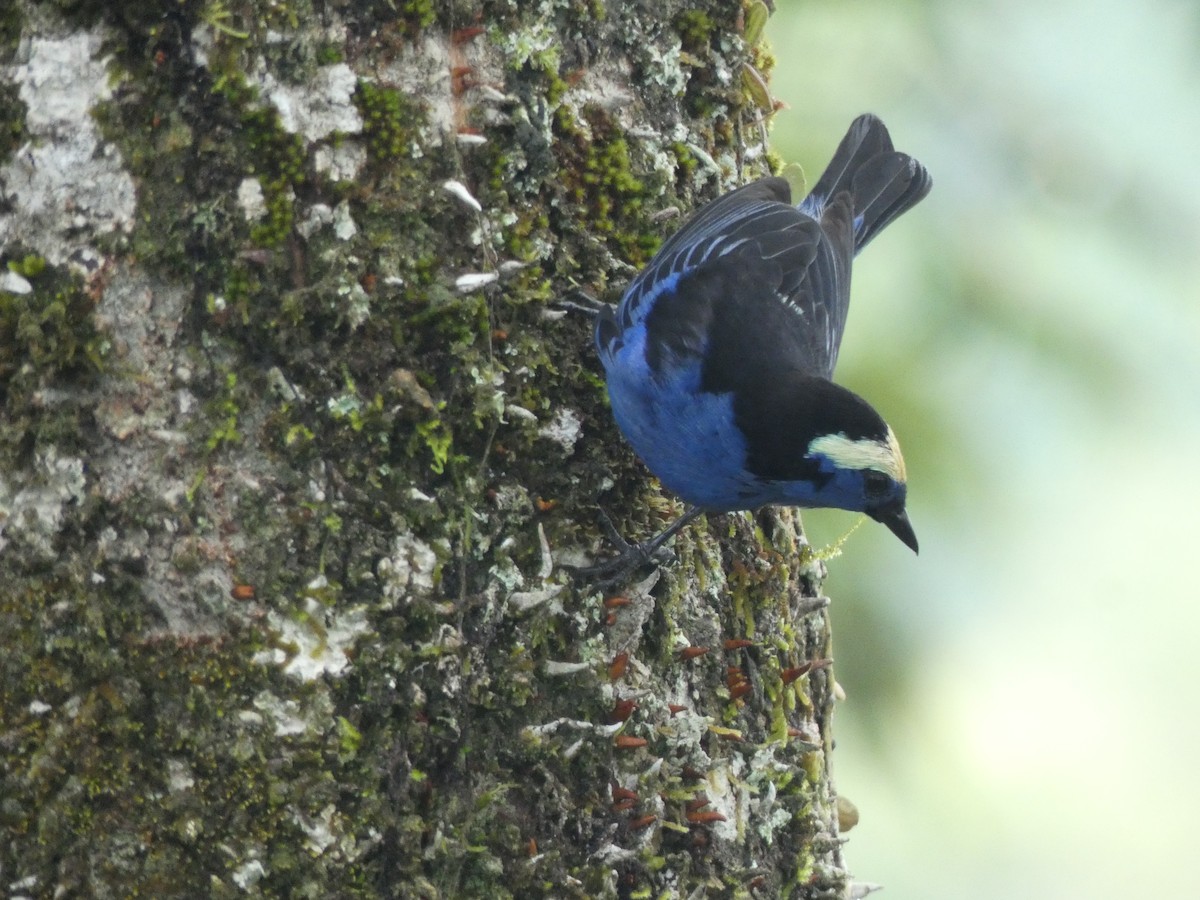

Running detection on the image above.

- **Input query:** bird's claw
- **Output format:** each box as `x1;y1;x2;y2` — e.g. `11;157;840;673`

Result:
554;289;608;317
563;509;671;588
564;507;705;589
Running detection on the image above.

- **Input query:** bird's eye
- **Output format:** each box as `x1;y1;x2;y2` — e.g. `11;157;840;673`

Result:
862;470;891;499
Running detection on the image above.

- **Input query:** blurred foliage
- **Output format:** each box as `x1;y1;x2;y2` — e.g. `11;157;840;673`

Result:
767;1;1200;898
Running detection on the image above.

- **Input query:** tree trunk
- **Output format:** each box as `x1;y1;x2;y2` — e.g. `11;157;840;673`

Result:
0;2;855;896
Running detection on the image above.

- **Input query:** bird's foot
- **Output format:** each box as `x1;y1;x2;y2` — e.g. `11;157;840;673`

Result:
553;288;607;317
562;510;671;589
564;507;702;589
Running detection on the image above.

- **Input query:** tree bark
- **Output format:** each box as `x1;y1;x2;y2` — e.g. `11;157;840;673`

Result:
0;2;854;896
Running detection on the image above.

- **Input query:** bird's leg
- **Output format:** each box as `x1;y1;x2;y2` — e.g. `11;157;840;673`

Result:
568;506;705;587
639;506;704;558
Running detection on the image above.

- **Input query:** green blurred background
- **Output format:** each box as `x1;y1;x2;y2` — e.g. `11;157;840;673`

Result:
767;0;1200;896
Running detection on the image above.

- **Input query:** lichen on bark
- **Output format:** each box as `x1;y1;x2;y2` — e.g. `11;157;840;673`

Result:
0;1;856;897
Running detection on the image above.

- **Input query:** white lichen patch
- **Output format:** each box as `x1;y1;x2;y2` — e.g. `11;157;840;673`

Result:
635;38;688;97
313;141;366;182
253;592;370;681
252;690;310;736
560;56;636;116
378;533;439;606
332;200;358;241
298;803;339;855
0;30;136;268
538;408;583;453
297;203;335;238
0;448;86;557
700;765;743;843
744;744;803;844
167;758;196;793
374;29;504;142
232;859;266;890
523;717;623;741
258;63;362;141
375;33;455;136
237;178;268;221
337;279;370;329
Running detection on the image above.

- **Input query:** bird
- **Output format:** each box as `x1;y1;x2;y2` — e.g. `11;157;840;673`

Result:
591;114;930;575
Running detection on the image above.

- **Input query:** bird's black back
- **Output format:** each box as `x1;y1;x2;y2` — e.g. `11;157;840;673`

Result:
602;115;930;385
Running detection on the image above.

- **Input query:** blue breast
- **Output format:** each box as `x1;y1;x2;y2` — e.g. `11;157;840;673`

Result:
604;333;873;514
603;327;736;508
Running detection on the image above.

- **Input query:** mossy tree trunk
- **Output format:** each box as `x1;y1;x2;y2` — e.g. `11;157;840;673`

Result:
0;1;856;896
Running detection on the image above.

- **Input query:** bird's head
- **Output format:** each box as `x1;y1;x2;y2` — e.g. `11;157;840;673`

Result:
731;373;918;552
806;425;917;553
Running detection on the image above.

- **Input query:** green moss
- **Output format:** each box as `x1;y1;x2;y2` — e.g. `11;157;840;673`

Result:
671;141;699;181
204;371;243;450
0;257;106;413
555;106;658;263
234;96;308;248
201;0;250;39
413;416;454;474
316;41;344;65
0;562;391;896
0;3;21;62
7;253;46;279
0;80;25;162
248;176;298;247
401;0;436;29
354;79;423;165
675;9;715;52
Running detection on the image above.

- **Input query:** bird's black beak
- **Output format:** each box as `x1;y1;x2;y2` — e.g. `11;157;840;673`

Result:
871;506;919;554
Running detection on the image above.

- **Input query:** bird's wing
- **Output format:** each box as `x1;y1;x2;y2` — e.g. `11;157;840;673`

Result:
787;191;854;378
624;191;854;387
606;178;794;337
599;177;856;378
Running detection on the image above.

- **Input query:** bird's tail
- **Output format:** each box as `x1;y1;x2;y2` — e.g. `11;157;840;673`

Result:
804;114;932;254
